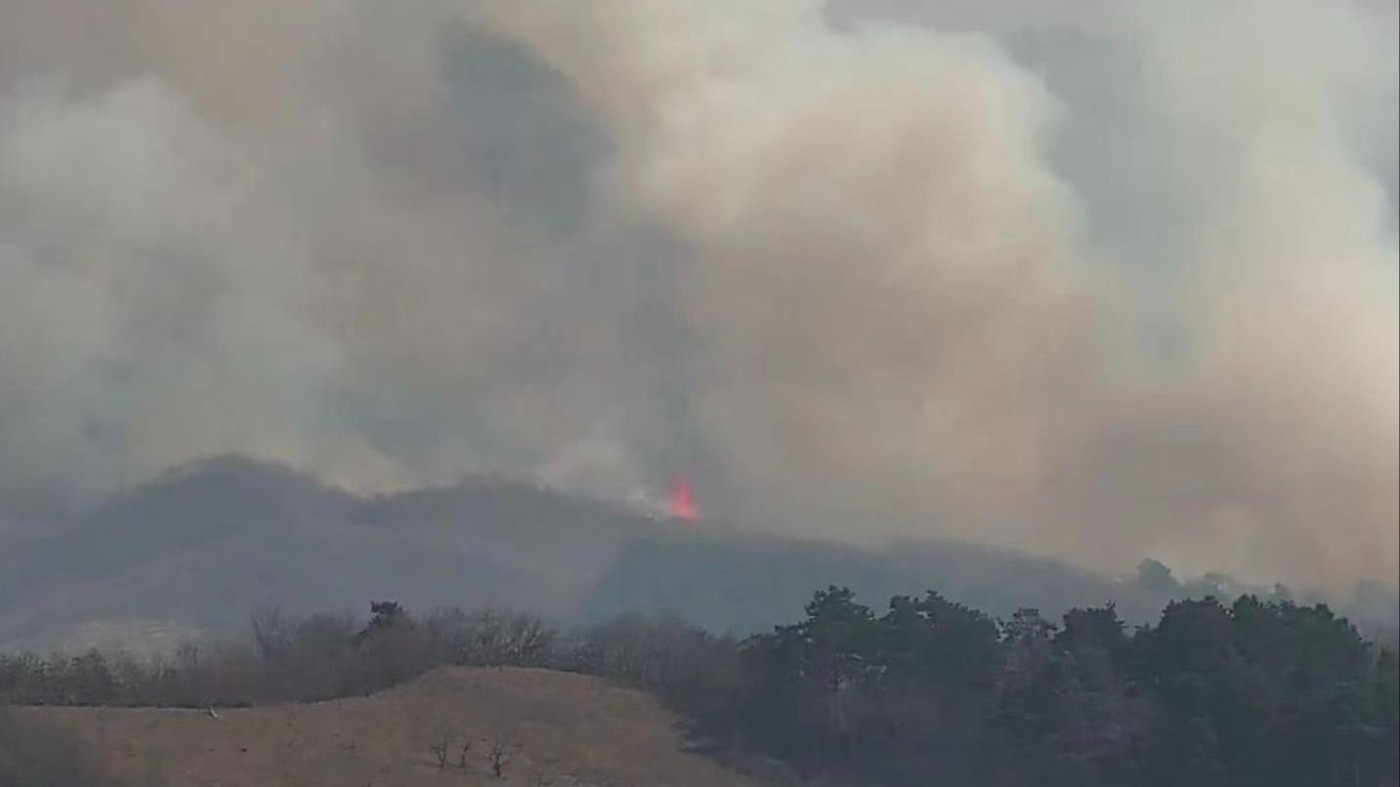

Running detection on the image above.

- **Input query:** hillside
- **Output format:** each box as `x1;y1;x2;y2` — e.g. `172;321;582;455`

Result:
3;455;1394;652
17;666;767;787
0;457;655;651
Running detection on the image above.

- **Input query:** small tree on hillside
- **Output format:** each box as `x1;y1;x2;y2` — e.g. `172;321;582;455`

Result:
429;724;453;769
487;734;516;778
355;601;431;691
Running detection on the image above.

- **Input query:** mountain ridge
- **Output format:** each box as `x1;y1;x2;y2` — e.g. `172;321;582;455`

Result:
3;454;1394;652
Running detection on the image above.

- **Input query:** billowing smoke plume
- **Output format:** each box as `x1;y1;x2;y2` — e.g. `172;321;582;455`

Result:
0;0;1395;592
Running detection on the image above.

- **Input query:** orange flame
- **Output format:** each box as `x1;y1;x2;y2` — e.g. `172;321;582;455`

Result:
668;476;699;522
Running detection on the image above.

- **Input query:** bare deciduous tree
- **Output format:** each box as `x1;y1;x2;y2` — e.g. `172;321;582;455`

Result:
429;725;452;769
487;735;515;779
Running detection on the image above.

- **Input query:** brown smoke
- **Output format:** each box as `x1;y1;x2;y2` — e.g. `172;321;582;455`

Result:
0;0;1395;592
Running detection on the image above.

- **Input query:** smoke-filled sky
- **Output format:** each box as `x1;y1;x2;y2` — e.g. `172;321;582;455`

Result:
0;0;1396;591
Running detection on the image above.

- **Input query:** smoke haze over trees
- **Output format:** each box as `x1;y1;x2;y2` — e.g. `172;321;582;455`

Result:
0;0;1395;596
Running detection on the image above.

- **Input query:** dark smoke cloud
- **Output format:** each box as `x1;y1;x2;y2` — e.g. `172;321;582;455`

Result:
0;0;1395;593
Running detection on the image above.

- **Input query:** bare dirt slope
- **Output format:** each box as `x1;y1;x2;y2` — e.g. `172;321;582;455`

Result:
20;667;764;787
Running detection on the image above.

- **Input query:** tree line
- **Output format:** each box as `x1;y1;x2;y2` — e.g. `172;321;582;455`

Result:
2;590;1395;787
721;588;1397;786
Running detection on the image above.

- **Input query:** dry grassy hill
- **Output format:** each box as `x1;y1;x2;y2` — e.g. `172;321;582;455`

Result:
18;667;768;787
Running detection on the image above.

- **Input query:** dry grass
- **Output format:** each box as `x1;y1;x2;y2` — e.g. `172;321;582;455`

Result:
17;667;765;786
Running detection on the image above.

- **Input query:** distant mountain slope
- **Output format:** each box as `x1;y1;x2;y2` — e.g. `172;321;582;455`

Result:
0;456;654;650
1;455;1394;651
579;533;1119;634
20;666;768;786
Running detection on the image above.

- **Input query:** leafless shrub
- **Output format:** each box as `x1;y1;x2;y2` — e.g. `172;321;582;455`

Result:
486;735;516;779
429;725;452;769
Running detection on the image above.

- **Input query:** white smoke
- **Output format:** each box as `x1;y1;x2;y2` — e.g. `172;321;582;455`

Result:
0;0;1394;591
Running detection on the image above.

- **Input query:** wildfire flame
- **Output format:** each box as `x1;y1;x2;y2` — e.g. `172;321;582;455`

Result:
668;476;699;522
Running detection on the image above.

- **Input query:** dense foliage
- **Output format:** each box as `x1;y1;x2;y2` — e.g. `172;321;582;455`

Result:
1;590;1395;787
716;589;1399;787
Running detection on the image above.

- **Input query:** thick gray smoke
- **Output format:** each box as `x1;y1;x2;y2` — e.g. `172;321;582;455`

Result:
0;0;1395;592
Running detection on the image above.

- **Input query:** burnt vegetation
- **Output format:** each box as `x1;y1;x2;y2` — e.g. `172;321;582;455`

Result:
2;590;1395;787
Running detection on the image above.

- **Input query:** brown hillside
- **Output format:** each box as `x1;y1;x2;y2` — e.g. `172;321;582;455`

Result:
18;667;767;787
